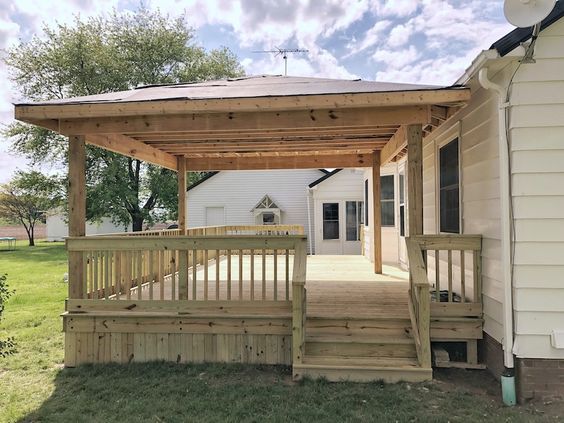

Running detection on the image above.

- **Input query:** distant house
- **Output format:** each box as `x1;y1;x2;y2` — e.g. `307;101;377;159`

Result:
186;169;365;254
46;209;130;241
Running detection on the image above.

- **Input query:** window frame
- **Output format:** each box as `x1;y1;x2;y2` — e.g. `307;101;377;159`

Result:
322;202;340;240
437;137;461;234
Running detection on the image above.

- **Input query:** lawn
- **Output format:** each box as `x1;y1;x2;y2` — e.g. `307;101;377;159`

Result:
0;242;561;422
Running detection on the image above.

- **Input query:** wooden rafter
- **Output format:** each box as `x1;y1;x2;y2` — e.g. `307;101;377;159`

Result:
86;134;178;171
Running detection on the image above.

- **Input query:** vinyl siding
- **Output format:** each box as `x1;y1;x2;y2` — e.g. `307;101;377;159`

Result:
509;19;564;359
186;169;324;253
422;75;504;343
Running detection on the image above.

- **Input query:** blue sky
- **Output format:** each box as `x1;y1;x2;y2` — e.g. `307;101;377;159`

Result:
0;0;515;182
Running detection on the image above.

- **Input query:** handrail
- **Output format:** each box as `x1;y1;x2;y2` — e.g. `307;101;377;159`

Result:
405;237;432;368
94;224;305;237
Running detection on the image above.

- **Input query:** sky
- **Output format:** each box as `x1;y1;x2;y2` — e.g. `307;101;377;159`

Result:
0;0;514;183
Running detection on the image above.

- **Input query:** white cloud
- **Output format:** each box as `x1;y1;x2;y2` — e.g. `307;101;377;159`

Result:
0;0;516;182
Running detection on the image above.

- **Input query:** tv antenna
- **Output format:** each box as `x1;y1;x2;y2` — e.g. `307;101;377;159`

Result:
252;47;309;76
503;0;556;62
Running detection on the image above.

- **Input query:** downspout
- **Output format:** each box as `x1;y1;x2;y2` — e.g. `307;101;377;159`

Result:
306;188;314;255
478;67;516;406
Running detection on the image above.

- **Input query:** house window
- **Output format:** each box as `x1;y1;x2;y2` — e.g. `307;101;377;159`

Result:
346;201;364;241
381;175;394;227
399;173;405;237
322;203;339;240
364;179;369;226
262;212;275;225
439;138;460;233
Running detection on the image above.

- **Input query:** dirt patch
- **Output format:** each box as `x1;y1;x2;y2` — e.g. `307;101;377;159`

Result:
0;224;46;241
434;368;564;420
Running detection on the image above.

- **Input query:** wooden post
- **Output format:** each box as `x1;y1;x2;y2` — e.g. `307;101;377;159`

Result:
292;238;307;379
407;124;423;236
68;135;86;299
177;156;187;235
372;150;382;274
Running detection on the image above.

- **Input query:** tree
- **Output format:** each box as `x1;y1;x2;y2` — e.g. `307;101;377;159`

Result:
4;7;244;231
0;274;16;358
0;171;64;246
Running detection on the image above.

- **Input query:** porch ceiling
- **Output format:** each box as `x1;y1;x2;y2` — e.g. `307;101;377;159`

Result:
14;75;470;171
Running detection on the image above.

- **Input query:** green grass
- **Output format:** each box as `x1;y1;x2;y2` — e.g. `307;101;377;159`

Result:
0;243;560;422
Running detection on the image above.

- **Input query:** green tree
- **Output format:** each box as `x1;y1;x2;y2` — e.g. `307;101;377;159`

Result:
0;171;63;246
0;274;16;358
4;7;244;231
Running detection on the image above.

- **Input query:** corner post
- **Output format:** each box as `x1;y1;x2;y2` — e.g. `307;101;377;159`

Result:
177;156;189;300
292;238;307;379
372;150;382;273
407;124;423;237
177;156;187;235
68;135;86;299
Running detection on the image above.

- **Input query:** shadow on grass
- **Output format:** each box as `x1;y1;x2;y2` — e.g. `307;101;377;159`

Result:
19;362;539;423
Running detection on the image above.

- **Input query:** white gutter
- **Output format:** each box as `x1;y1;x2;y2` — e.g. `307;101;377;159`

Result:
478;67;515;370
306;187;314;255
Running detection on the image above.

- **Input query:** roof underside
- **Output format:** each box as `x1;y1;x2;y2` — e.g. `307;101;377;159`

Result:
14;75;470;171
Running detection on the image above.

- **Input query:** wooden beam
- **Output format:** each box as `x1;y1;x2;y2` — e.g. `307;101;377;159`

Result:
177;157;187;234
407;124;423;236
85;134;177;171
381;125;407;166
372;150;382;274
14;88;470;120
68;135;86;299
57;106;431;135
184;153;373;171
132;126;400;141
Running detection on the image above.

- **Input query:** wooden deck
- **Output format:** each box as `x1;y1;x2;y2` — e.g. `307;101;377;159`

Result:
137;255;411;320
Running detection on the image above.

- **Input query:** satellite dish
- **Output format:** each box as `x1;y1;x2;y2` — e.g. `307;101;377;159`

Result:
503;0;557;28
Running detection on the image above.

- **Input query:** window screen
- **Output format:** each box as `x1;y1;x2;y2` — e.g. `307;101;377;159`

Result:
381;175;394;227
346;201;364;241
439;139;460;233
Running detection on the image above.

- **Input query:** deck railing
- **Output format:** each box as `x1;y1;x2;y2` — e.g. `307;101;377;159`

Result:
67;234;306;302
405;234;482;368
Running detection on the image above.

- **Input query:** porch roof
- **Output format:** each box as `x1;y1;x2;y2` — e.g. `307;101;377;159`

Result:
14;75;470;172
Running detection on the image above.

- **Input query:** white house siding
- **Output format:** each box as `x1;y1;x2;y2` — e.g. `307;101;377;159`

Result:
186;169;324;254
362;163;402;265
312;169;364;255
509;19;564;359
422;77;505;344
46;213;130;241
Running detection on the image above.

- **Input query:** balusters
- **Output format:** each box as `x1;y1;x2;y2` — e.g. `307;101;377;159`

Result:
192;248;198;300
204;250;209;300
250;249;255;301
434;250;440;301
273;249;278;301
238;250;243;300
460;251;466;302
447;250;453;302
262;249;266;301
285;249;290;301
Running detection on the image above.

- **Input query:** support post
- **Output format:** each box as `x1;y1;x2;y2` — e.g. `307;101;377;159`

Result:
68;135;86;299
407;124;423;236
292;238;307;380
177;157;187;235
372;150;382;274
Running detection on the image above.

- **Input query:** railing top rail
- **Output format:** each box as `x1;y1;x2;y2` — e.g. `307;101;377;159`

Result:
67;234;307;252
408;234;482;251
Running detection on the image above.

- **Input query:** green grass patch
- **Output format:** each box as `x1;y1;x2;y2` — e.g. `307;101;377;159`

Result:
0;243;560;422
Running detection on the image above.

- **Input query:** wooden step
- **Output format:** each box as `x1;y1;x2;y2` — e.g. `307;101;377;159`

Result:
305;336;417;359
294;356;432;383
306;317;412;338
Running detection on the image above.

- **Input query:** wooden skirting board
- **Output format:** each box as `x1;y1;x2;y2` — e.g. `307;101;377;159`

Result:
65;332;291;367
